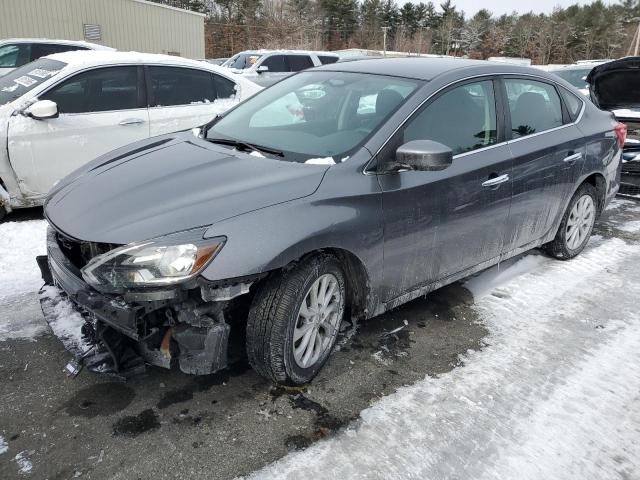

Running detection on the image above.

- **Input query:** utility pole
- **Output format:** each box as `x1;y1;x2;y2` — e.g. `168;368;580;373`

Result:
382;26;390;57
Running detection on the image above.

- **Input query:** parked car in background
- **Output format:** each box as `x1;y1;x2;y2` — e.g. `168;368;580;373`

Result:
39;58;623;385
0;38;114;77
546;62;605;96
0;50;262;220
222;50;340;87
587;56;640;196
205;58;228;66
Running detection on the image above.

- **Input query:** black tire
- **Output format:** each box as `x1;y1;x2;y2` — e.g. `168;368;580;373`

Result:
246;254;346;385
0;205;6;223
545;183;598;260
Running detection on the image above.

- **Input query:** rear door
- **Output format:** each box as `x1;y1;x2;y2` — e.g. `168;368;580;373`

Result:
7;65;149;196
378;78;512;301
147;66;236;136
501;77;584;253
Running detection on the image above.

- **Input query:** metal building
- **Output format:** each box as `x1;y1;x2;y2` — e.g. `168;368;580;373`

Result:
0;0;205;59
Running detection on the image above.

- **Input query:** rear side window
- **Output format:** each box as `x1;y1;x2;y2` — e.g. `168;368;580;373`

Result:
261;55;288;73
0;43;31;68
149;66;216;106
42;66;141;113
506;79;563;138
318;55;339;65
560;88;584;122
288;55;313;71
31;43;88;61
214;74;236;99
403;80;497;155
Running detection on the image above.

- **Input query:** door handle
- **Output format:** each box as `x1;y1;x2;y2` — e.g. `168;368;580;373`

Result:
482;174;510;187
119;118;145;126
563;152;583;164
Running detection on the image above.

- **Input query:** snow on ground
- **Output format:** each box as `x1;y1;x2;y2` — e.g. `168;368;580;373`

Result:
248;235;640;480
0;219;47;303
0;435;7;455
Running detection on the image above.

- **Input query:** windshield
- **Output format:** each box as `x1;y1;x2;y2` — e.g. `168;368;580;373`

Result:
225;53;263;70
549;68;592;89
0;58;66;106
207;71;421;161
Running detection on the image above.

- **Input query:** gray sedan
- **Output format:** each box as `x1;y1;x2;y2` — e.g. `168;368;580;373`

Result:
40;58;624;385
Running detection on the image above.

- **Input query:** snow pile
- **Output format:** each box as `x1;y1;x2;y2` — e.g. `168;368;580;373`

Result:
40;286;91;354
14;450;33;474
247;236;640;479
250;150;265;158
304;157;335;165
0;313;48;342
0;220;47;302
617;220;640;233
0;436;7;455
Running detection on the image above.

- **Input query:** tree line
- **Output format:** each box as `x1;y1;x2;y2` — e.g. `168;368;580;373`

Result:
151;0;640;63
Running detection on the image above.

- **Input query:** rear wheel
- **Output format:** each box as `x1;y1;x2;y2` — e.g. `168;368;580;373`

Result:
545;183;597;259
246;255;346;385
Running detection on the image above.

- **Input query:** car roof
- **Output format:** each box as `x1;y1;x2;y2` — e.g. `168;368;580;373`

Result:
234;49;338;56
0;38;114;50
313;57;555;81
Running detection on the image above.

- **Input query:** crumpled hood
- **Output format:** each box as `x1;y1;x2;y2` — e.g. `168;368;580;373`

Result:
587;57;640;110
45;133;328;244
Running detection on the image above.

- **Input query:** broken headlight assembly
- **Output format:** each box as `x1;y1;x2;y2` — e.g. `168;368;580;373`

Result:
81;228;225;290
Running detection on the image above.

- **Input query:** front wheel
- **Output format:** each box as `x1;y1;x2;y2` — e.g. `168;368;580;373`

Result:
545;183;597;259
246;255;346;385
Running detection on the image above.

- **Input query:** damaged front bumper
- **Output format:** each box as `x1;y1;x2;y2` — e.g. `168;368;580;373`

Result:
38;227;248;378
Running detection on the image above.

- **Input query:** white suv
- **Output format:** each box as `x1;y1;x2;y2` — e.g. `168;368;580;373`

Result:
223;50;339;86
0;50;262;219
0;38;114;77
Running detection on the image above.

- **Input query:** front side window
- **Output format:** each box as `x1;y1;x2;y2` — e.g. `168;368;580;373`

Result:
506;79;563;138
402;80;497;155
41;66;140;113
207;71;421;160
288;55;313;71
225;53;262;70
0;58;66;106
260;55;288;73
0;43;31;68
149;67;216;107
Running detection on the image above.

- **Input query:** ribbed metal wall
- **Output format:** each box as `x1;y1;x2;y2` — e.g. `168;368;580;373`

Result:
0;0;205;59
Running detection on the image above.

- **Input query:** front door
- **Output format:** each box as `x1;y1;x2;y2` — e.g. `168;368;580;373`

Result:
7;65;149;196
378;79;512;302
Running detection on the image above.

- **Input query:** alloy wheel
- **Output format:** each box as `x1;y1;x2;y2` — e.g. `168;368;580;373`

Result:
293;273;342;369
566;194;595;250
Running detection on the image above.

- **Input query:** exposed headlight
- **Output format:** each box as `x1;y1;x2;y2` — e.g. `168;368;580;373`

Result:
81;228;225;290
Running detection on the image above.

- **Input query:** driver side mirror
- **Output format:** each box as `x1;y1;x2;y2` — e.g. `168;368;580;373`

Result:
27;100;59;120
394;140;453;172
256;65;269;74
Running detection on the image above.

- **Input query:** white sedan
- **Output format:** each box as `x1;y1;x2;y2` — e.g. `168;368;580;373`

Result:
0;50;262;219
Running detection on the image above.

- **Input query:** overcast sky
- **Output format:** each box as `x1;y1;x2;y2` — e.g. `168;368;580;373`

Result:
439;0;620;16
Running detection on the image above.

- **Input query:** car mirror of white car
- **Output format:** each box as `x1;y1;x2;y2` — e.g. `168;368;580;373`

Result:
27;100;59;120
256;65;269;73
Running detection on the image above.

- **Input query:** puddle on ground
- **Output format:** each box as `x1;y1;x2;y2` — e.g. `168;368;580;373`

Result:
63;383;135;418
112;409;160;437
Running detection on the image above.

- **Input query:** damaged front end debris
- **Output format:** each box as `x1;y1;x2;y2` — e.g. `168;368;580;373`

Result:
37;226;253;379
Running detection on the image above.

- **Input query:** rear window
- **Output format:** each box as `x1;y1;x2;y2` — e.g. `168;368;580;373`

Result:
549;68;591;89
0;58;66;106
31;43;88;61
318;55;339;65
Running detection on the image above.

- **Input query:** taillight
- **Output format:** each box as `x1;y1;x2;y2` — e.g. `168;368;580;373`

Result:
614;122;627;148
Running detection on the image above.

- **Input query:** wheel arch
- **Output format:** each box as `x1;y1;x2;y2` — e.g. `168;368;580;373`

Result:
580;172;607;215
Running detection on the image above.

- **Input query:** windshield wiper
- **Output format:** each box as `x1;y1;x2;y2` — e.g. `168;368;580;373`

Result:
206;137;284;157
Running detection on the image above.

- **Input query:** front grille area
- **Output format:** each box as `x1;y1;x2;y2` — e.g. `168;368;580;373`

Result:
55;232;119;270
